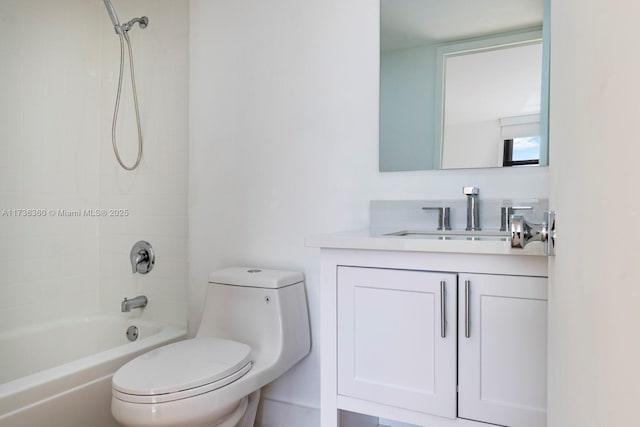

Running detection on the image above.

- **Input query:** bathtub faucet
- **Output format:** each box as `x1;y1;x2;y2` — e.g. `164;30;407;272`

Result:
121;295;148;312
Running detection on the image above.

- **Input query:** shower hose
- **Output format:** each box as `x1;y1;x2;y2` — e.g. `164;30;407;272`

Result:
112;31;143;171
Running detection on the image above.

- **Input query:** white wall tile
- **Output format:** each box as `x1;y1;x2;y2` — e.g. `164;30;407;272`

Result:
0;0;188;333
97;0;189;327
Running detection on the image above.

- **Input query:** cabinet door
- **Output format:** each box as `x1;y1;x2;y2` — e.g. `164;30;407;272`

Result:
337;266;457;418
458;274;547;427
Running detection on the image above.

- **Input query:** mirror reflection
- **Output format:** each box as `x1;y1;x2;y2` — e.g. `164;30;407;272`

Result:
379;0;548;172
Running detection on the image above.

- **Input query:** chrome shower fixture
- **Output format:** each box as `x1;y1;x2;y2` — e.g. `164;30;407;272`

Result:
102;0;120;27
101;0;148;171
102;0;148;35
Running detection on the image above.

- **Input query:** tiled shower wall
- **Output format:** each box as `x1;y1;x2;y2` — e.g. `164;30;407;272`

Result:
97;0;189;325
0;0;188;333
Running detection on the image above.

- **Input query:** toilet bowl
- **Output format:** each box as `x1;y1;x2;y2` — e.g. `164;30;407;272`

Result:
111;267;311;427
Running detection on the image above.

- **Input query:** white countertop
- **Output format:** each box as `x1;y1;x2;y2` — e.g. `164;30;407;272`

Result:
305;228;546;256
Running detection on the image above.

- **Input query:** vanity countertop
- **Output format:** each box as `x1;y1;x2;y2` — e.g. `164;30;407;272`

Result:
305;228;546;256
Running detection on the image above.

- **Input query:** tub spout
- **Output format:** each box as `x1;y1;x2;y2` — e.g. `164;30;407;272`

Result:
121;295;148;312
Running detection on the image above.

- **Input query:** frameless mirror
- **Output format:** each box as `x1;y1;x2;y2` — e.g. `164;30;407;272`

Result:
379;0;549;172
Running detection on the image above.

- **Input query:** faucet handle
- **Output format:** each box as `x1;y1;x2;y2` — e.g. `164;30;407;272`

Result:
130;241;155;275
422;207;451;230
463;186;479;196
500;206;533;231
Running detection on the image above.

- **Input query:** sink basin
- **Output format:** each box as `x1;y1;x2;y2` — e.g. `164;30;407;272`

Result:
383;229;510;240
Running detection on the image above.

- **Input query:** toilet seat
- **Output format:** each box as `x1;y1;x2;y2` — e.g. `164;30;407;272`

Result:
112;337;252;404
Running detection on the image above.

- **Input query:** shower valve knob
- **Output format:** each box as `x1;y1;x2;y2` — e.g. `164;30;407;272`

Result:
130;241;155;274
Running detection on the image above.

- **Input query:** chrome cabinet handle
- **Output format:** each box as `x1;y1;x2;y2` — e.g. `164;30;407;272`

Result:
465;280;470;338
440;281;446;338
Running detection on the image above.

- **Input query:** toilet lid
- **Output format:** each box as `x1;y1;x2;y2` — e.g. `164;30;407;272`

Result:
112;337;252;396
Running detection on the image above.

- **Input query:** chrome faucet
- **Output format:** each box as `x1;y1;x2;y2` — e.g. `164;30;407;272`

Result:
463;186;480;231
121;295;148;312
422;206;451;230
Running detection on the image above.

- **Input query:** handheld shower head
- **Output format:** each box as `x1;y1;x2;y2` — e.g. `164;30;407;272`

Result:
102;0;120;27
103;0;148;171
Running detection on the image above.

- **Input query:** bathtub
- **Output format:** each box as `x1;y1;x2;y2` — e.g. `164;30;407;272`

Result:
0;315;186;427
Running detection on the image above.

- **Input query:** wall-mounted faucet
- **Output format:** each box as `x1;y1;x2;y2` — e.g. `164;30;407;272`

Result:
130;241;155;274
463;186;480;231
121;295;148;312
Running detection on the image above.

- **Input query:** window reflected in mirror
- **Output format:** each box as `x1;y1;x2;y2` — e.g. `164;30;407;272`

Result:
503;136;541;167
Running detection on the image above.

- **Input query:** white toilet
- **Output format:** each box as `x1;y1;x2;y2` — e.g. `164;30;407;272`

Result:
111;267;311;427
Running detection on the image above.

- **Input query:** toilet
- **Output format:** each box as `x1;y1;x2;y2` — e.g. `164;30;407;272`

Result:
111;267;311;427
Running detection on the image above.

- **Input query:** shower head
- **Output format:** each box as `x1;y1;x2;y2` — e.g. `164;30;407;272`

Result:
102;0;120;27
102;0;149;35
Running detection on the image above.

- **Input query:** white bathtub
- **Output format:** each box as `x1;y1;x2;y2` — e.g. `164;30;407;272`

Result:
0;315;186;427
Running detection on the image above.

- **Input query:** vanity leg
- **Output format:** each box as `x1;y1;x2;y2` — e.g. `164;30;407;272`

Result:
321;253;340;427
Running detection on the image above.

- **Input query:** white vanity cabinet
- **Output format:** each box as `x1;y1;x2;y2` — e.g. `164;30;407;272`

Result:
458;274;547;427
337;267;457;418
316;247;548;427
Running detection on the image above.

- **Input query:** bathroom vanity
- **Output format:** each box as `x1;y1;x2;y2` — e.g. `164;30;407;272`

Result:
308;230;548;427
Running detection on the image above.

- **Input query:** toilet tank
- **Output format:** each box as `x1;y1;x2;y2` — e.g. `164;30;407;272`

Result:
196;267;310;375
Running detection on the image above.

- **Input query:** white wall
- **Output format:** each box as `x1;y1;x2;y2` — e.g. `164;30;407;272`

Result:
0;0;189;333
548;0;640;425
189;0;548;418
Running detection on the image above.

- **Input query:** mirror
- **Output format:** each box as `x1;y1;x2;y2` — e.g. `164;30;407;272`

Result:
379;0;548;172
